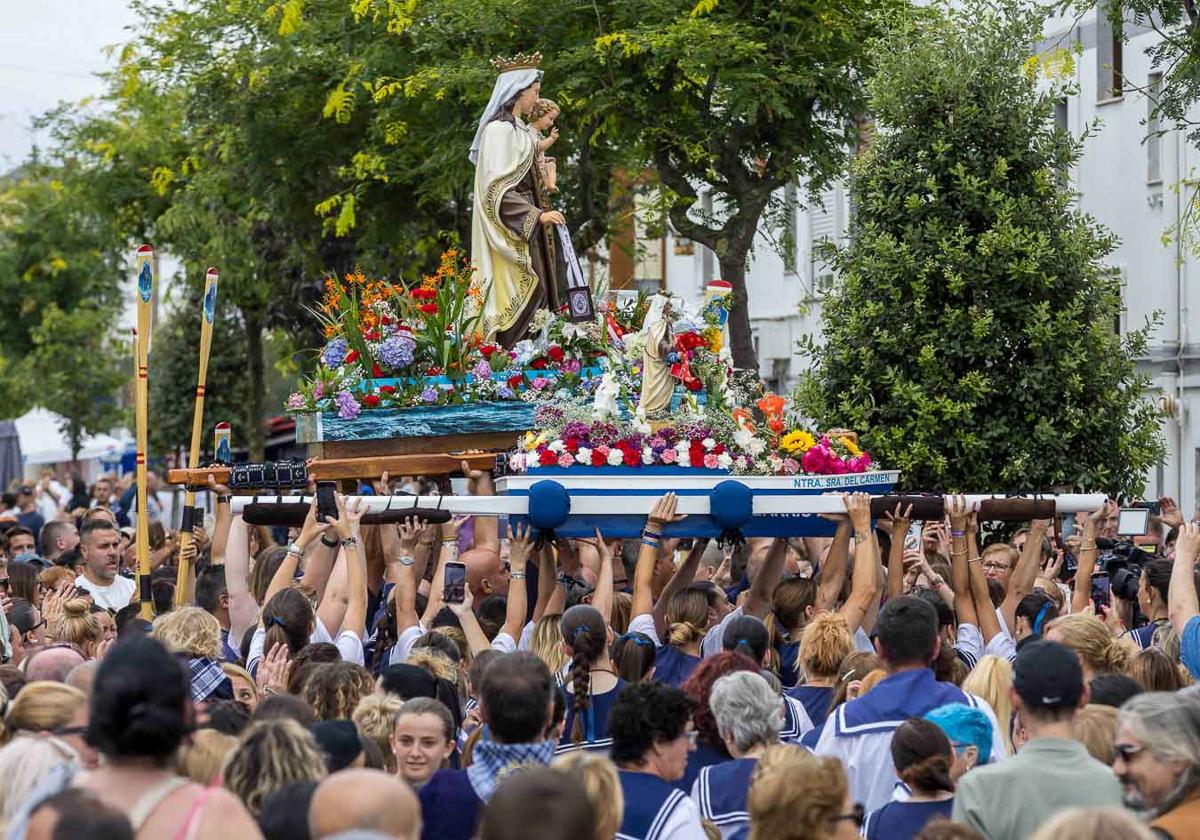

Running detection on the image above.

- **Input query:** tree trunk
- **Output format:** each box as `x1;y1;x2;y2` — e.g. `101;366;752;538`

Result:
718;208;767;373
243;307;266;461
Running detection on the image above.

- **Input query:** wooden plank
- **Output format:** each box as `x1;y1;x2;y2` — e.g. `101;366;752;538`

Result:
318;431;519;459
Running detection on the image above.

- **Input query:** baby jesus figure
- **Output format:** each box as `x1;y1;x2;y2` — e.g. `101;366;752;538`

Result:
527;98;560;193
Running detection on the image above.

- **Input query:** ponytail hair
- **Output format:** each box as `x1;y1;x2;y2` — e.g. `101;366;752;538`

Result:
721;615;770;667
612;632;657;683
665;588;709;649
261;587;314;659
561;605;607;744
891;718;955;795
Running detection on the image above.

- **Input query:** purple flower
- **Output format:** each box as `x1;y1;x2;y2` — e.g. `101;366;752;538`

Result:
321;338;348;368
313;382;325;399
377;334;415;369
648;436;667;450
472;360;492;381
420;386;439;403
561;359;581;374
531;377;551;391
497;386;515;399
534;405;565;426
286;392;305;410
334;390;360;420
561;421;592;441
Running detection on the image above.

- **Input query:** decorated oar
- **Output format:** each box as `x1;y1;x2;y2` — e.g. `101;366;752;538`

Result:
133;245;155;619
175;267;218;608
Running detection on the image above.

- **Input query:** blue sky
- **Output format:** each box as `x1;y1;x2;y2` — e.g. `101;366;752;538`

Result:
0;0;137;170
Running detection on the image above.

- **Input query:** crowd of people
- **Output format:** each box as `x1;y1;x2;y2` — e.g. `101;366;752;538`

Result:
0;465;1199;839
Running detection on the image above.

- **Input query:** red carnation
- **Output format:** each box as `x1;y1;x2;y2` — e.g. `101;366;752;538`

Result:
564;437;580;454
364;329;381;341
480;344;497;358
507;375;524;389
689;440;705;465
539;449;557;466
712;443;725;455
418;303;439;315
530;358;547;370
591;450;606;467
547;345;565;363
344;350;360;365
372;363;384;378
378;385;396;395
362;394;380;408
622;445;640;467
684;376;703;392
381;316;393;325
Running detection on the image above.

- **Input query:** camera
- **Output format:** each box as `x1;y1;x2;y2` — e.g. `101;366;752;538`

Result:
1100;538;1156;603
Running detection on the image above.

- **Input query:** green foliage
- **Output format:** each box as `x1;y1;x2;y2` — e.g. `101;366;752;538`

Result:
30;304;128;461
796;2;1164;497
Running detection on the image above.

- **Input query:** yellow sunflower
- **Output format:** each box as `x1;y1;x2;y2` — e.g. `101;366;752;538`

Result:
780;430;816;454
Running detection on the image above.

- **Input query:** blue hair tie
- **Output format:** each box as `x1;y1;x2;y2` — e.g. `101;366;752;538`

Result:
618;633;652;648
572;625;590;643
1033;601;1052;636
266;615;286;629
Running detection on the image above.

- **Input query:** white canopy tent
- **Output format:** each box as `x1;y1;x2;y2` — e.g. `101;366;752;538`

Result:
14;407;129;476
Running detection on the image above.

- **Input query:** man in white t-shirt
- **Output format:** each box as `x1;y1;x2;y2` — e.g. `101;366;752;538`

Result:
74;519;135;611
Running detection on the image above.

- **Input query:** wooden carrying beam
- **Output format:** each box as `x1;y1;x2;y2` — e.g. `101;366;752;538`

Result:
868;495;1058;522
241;501;453;527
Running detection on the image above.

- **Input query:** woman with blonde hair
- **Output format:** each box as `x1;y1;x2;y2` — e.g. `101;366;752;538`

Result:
531;614;569;675
178;728;239;785
0;735;79;832
748;744;861;840
1027;806;1153;840
222;718;327;817
1071;704;1118;765
48;599;103;658
153;606;223;659
0;681;95;768
789;611;854;728
1128;648;1185;692
961;655;1014;755
1045;613;1131;681
553;751;624;840
353;693;404;774
222;663;259;711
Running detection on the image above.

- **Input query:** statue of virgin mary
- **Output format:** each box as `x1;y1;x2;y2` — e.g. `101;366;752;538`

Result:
469;52;561;346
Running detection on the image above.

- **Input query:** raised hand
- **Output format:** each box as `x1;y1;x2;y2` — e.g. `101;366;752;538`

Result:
298;495;333;547
843;492;872;534
397;516;422;552
256;642;291;695
647;493;682;529
1176;521;1200;561
509;521;533;570
1158;497;1185;530
882;502;914;537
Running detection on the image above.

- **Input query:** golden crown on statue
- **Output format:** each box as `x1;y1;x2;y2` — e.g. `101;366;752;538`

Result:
491;51;543;73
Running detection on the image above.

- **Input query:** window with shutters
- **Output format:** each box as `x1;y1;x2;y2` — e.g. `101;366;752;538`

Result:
808;186;844;296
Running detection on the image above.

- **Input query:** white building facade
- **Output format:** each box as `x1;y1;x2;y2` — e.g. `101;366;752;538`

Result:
642;5;1200;510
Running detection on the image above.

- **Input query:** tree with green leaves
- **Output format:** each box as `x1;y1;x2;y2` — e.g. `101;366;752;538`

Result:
30;303;128;462
796;1;1164;497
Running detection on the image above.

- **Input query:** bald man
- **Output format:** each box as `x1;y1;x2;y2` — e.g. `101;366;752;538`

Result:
24;645;85;683
309;769;420;840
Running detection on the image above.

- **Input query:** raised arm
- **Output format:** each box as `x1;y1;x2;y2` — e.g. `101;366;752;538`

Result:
885;504;913;602
838;493;880;636
745;538;788;620
464;460;500;557
591;529;619;628
500;523;532;639
947;496;978;628
207;477;232;568
815;517;852;614
392;517;423;633
532;544;560;623
651;538;707;639
422;515;468;627
633;494;678;618
332;495;368;639
1071;500;1110;615
965;509;1003;642
1000;518;1049;633
1170;522;1200;639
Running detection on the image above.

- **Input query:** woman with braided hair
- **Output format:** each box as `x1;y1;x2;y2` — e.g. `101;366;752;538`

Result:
556;604;626;756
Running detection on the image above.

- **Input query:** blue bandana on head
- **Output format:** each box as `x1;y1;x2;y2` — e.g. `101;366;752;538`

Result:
466;739;556;802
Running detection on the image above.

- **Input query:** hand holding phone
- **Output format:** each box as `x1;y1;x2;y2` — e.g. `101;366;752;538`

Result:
444;560;467;605
316;481;338;523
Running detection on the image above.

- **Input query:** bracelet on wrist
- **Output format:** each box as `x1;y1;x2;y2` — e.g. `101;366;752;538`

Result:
285;543;303;558
341;535;359;547
320;533;339;548
510;572;527;580
950;530;966;538
398;554;415;567
216;495;231;505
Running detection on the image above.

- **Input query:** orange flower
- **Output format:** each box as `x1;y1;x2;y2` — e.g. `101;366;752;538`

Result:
323;324;338;338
